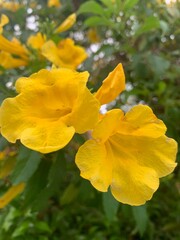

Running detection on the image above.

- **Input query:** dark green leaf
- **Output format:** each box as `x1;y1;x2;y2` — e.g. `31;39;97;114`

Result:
23;159;51;207
102;189;119;221
132;205;149;236
135;16;160;36
11;146;42;184
60;183;79;205
148;54;170;76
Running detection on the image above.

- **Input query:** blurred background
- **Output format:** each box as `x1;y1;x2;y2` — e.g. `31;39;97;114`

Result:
0;0;179;239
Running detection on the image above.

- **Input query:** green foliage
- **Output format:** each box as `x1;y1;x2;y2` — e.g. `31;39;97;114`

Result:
0;0;179;239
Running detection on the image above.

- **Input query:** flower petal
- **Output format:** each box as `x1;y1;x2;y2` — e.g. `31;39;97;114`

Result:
69;87;100;133
55;13;76;33
0;35;29;59
95;63;125;105
118;105;167;137
57;38;88;69
42;39;87;69
75;139;112;191
15;68;89;93
0;14;9;33
92;109;124;142
27;32;46;49
48;0;61;7
0;51;27;69
0;97;37;143
41;40;62;66
0;183;25;208
21;121;75;154
110;154;159;206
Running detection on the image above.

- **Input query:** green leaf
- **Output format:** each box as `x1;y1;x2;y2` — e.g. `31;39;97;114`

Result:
123;0;139;11
25;151;66;211
100;0;114;7
60;184;79;205
160;20;169;35
12;221;30;238
36;221;51;233
135;16;160;36
84;16;110;27
102;189;119;221
23;159;51;207
78;1;105;16
11;146;42;185
147;54;170;76
132;205;149;236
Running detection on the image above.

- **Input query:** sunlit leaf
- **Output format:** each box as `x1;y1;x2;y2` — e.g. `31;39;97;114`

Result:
123;0;139;11
78;1;105;16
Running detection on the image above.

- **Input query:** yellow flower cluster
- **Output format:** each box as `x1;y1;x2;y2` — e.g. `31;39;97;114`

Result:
0;15;29;70
0;0;21;12
0;13;86;71
0;63;177;206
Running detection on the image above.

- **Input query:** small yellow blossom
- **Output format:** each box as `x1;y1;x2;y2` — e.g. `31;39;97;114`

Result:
0;15;29;69
0;68;100;153
0;183;25;208
75;105;177;206
47;0;61;8
55;13;76;33
41;38;87;69
27;32;46;50
87;28;100;43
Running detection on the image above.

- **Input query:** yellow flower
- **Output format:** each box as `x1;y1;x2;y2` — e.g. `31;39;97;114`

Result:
47;0;61;7
75;105;177;206
0;51;28;69
0;1;21;12
0;14;9;34
87;28;100;43
55;13;76;33
27;32;46;50
0;35;29;60
0;183;25;208
41;38;87;69
0;68;100;153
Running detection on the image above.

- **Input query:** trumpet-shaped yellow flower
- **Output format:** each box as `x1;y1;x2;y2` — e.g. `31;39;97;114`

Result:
75;105;177;206
47;0;61;7
0;68;100;153
41;38;87;69
0;51;28;69
0;35;29;60
55;13;76;33
27;32;46;50
0;14;9;34
0;183;25;208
